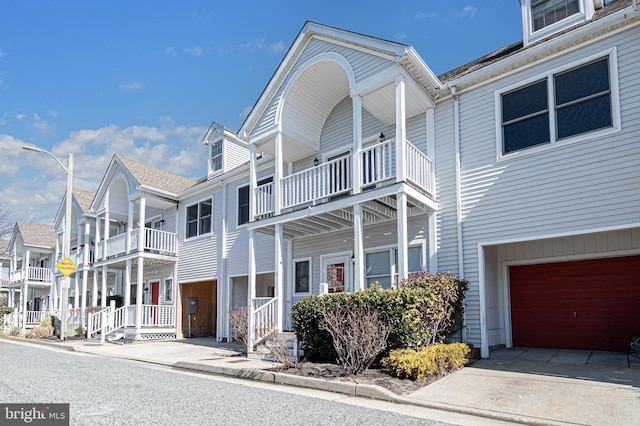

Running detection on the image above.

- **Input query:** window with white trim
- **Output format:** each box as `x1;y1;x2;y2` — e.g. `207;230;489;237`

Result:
532;0;579;31
365;246;423;289
500;55;614;156
163;278;173;304
209;140;223;173
294;258;311;294
186;198;212;238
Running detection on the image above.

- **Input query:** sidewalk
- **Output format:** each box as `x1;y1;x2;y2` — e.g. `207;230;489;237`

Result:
5;337;640;425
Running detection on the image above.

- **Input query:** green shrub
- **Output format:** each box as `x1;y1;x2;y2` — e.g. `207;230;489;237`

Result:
40;316;53;327
291;272;468;358
0;306;14;317
382;343;471;382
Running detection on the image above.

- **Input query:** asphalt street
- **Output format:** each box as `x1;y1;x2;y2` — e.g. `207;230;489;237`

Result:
0;341;459;426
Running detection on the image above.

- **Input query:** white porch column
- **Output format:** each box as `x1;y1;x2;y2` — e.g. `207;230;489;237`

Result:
352;95;363;195
249;144;257;222
138;194;146;252
353;203;364;292
395;74;407;183
396;192;408;282
126;199;134;254
428;208;438;273
73;276;79;310
101;265;107;308
81;269;88;323
124;259;131;326
247;229;256;347
274;224;283;332
136;257;144;330
103;210;110;252
274;132;283;215
95;216;102;260
21;283;28;335
91;269;98;306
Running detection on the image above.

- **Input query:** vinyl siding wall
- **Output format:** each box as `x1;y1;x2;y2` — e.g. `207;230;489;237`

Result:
438;26;640;348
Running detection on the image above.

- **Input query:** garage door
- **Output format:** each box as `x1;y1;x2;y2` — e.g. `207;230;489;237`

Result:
510;255;640;351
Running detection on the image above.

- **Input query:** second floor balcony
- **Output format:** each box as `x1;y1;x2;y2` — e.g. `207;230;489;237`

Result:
9;266;53;287
254;138;434;219
95;227;177;260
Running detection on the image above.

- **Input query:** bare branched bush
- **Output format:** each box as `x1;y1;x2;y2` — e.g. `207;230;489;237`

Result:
30;325;55;339
263;332;297;369
319;300;390;375
228;306;249;352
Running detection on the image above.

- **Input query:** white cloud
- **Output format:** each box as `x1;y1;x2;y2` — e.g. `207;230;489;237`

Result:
268;41;285;54
461;5;478;19
119;81;143;90
394;32;408;41
184;47;203;56
16;113;26;120
32;113;52;134
165;46;178;56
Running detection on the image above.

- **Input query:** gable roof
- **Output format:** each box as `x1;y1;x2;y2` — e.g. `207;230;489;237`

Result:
115;156;197;195
13;222;56;249
0;239;9;257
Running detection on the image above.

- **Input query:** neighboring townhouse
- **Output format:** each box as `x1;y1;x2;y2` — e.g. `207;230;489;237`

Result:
0;239;13;306
51;188;96;324
435;0;640;357
87;155;196;340
5;222;56;333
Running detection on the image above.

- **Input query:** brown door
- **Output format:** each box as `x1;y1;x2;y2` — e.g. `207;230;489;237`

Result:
180;280;217;337
510;255;640;351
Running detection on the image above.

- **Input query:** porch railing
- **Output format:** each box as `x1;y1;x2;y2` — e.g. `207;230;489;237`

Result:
9;267;53;285
96;228;177;260
259;138;432;215
87;305;176;340
252;297;277;346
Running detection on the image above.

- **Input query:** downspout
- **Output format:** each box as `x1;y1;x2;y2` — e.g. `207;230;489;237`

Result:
451;85;467;343
220;182;227;342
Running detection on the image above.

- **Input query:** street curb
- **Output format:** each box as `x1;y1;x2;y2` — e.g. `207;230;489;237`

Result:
0;335;79;352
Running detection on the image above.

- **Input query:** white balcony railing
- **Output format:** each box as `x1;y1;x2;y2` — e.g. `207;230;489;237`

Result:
96;228;177;260
9;267;53;285
257;138;432;216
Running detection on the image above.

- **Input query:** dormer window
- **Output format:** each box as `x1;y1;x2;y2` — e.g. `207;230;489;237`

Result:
209;139;223;174
520;0;599;46
532;0;579;31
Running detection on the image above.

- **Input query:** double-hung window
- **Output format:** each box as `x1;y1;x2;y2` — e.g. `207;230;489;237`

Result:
294;258;311;295
209;140;223;174
500;53;616;157
365;246;423;289
531;0;579;32
186;199;212;238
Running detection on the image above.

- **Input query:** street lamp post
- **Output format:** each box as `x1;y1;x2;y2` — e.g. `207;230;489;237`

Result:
23;145;73;341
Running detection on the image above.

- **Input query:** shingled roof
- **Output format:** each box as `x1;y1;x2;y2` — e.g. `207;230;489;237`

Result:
438;0;631;83
15;222;56;249
116;156;198;195
0;239;9;257
73;188;95;213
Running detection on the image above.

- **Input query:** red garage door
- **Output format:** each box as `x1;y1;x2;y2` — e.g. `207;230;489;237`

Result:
510;255;640;351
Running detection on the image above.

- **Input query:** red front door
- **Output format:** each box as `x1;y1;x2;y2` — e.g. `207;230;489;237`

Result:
151;282;159;305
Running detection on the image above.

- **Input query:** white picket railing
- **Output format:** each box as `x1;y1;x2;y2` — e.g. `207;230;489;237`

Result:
406;141;434;194
87;304;176;340
141;305;176;326
252;297;277;346
96;228;177;259
265;138;432;215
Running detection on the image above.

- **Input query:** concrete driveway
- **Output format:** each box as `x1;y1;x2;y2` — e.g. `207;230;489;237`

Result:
408;347;640;425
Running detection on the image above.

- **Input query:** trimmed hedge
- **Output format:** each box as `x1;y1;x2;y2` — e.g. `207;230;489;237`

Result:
291;272;468;358
382;343;472;382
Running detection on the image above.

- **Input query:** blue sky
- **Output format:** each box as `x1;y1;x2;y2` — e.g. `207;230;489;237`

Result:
0;0;523;225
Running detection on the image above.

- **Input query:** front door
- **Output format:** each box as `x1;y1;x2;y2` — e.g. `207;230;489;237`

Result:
322;255;351;294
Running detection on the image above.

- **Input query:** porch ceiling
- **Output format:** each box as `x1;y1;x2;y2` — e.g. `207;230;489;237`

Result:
254;194;427;239
361;77;433;126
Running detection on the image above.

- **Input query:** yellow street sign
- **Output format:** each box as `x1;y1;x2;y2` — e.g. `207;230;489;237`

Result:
56;257;77;277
